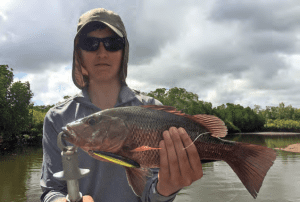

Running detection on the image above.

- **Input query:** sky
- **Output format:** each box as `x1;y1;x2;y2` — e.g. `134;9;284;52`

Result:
1;0;300;109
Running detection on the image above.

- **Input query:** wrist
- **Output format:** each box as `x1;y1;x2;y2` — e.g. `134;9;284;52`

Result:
156;182;171;197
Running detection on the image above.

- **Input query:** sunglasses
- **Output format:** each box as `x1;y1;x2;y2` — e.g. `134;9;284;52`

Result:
78;36;125;52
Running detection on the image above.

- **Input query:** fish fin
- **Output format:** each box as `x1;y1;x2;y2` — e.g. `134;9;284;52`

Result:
141;105;227;137
130;146;162;152
190;114;227;137
224;142;276;199
125;167;153;197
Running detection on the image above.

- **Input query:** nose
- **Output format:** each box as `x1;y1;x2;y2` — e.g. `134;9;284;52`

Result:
96;42;108;58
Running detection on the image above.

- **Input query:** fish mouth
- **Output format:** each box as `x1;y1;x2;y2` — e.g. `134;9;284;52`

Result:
61;127;74;140
91;150;140;168
62;126;69;134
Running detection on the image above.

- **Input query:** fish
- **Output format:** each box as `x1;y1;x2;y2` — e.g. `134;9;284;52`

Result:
61;105;277;199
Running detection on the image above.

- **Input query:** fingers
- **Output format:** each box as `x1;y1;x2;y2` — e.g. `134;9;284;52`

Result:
162;130;181;179
157;138;173;196
82;195;94;202
177;128;203;179
166;127;203;181
168;127;193;177
157;127;204;195
159;139;170;179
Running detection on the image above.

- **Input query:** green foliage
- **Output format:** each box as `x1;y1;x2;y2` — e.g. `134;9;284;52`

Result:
63;95;71;100
257;102;300;120
31;109;47;123
0;65;13;99
212;103;265;133
146;87;212;114
0;65;14;138
264;119;300;132
28;109;47;137
31;104;55;114
254;102;300;132
223;119;241;133
145;87;264;133
0;65;34;142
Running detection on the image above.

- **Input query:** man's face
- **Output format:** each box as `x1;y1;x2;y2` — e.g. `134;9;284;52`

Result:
80;27;123;84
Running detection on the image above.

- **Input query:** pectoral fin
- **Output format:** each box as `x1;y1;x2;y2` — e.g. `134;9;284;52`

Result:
125;167;153;197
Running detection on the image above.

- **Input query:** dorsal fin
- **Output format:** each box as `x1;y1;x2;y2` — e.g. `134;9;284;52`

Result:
140;105;227;137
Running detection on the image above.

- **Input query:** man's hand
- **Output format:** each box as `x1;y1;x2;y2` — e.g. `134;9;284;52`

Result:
156;127;203;196
54;195;94;202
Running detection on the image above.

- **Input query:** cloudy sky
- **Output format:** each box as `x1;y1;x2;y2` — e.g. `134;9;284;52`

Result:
1;0;300;109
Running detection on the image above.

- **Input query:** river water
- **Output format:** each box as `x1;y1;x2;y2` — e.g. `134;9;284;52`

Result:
0;134;299;202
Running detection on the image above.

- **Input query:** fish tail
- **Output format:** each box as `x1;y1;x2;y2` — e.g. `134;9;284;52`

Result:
224;142;276;199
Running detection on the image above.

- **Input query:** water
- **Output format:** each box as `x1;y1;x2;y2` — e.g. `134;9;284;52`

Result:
0;146;43;202
174;134;300;202
0;134;300;202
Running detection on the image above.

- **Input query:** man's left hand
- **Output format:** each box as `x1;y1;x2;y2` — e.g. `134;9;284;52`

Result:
156;127;203;196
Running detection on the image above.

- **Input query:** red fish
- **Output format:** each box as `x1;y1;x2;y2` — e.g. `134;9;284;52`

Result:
62;105;276;198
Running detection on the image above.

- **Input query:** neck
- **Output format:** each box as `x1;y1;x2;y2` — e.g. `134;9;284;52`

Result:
87;79;122;109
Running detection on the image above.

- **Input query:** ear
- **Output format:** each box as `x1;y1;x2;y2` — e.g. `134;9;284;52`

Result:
75;46;89;77
81;65;89;76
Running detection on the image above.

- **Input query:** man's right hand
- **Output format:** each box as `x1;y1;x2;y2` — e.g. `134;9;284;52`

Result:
54;195;94;202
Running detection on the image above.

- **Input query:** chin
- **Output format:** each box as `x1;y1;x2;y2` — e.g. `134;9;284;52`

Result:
94;76;119;83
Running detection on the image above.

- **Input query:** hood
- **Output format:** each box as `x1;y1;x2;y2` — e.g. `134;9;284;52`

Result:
72;8;129;89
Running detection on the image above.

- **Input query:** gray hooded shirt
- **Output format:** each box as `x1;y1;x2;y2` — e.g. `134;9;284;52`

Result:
40;84;179;202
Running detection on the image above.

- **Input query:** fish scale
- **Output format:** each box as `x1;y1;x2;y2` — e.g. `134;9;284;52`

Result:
62;105;276;199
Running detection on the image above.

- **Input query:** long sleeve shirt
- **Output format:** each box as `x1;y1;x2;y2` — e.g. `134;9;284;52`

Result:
40;84;179;202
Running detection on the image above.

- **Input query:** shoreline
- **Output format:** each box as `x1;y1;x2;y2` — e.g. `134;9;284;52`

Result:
233;132;300;136
275;143;300;153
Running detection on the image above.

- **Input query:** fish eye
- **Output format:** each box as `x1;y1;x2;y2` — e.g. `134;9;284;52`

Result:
87;118;96;126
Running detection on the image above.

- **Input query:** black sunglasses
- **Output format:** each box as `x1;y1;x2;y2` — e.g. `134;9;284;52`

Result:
78;36;125;52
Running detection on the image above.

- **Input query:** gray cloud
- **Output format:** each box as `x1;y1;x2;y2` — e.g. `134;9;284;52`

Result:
1;1;77;73
129;0;199;65
243;31;297;54
209;0;300;32
0;0;138;73
1;0;300;109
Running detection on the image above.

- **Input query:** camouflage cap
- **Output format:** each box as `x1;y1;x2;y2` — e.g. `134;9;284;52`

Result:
72;8;129;89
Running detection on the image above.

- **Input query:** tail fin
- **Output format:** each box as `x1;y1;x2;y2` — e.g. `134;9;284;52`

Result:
225;143;276;198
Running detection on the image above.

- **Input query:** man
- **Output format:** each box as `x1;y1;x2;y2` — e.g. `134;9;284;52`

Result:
40;8;203;202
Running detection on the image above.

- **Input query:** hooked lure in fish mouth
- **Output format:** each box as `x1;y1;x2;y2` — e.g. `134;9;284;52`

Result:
62;123;141;168
61;105;277;199
88;150;140;168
